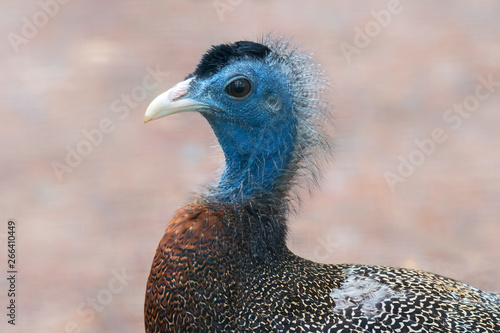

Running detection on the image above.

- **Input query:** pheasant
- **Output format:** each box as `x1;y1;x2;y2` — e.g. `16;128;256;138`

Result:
143;36;500;332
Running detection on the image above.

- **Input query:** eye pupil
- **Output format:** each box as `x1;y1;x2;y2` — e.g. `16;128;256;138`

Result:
227;78;251;98
233;81;246;94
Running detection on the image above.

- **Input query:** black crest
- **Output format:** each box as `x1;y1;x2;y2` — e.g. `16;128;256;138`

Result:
190;41;271;79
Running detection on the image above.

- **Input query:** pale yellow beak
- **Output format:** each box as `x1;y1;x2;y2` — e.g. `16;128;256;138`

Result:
144;78;206;123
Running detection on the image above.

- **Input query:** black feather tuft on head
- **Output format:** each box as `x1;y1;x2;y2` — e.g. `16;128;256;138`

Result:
189;41;271;79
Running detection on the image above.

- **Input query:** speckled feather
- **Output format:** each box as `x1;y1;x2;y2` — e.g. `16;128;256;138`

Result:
144;37;500;332
145;202;500;332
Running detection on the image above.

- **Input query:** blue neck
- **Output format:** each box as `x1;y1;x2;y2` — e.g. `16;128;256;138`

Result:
204;114;297;202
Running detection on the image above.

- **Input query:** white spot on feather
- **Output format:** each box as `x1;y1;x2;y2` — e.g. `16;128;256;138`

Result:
329;274;402;317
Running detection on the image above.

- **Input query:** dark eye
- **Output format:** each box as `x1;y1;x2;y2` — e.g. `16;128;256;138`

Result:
225;78;251;99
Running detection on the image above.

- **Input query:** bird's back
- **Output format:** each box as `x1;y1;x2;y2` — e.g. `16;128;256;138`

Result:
145;201;500;332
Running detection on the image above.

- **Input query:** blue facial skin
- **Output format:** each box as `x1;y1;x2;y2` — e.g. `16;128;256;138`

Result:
185;60;297;201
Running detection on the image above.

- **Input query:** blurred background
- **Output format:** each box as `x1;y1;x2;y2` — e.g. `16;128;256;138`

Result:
1;1;499;332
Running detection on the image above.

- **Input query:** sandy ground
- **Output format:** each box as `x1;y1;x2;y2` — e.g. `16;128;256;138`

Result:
1;1;499;332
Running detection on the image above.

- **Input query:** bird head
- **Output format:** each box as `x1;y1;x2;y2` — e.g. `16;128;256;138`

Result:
145;37;332;206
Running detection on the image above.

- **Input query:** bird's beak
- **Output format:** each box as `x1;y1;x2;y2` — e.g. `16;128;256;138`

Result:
144;78;206;123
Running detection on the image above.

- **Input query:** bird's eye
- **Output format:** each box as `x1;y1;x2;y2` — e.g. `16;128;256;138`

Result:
225;78;252;99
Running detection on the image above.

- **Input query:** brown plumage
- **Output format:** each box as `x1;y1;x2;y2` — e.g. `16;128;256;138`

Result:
143;37;500;332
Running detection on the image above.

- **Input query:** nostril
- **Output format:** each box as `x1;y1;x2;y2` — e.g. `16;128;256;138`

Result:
169;78;194;101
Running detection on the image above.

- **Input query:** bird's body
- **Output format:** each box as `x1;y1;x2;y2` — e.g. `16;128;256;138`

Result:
143;37;500;332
